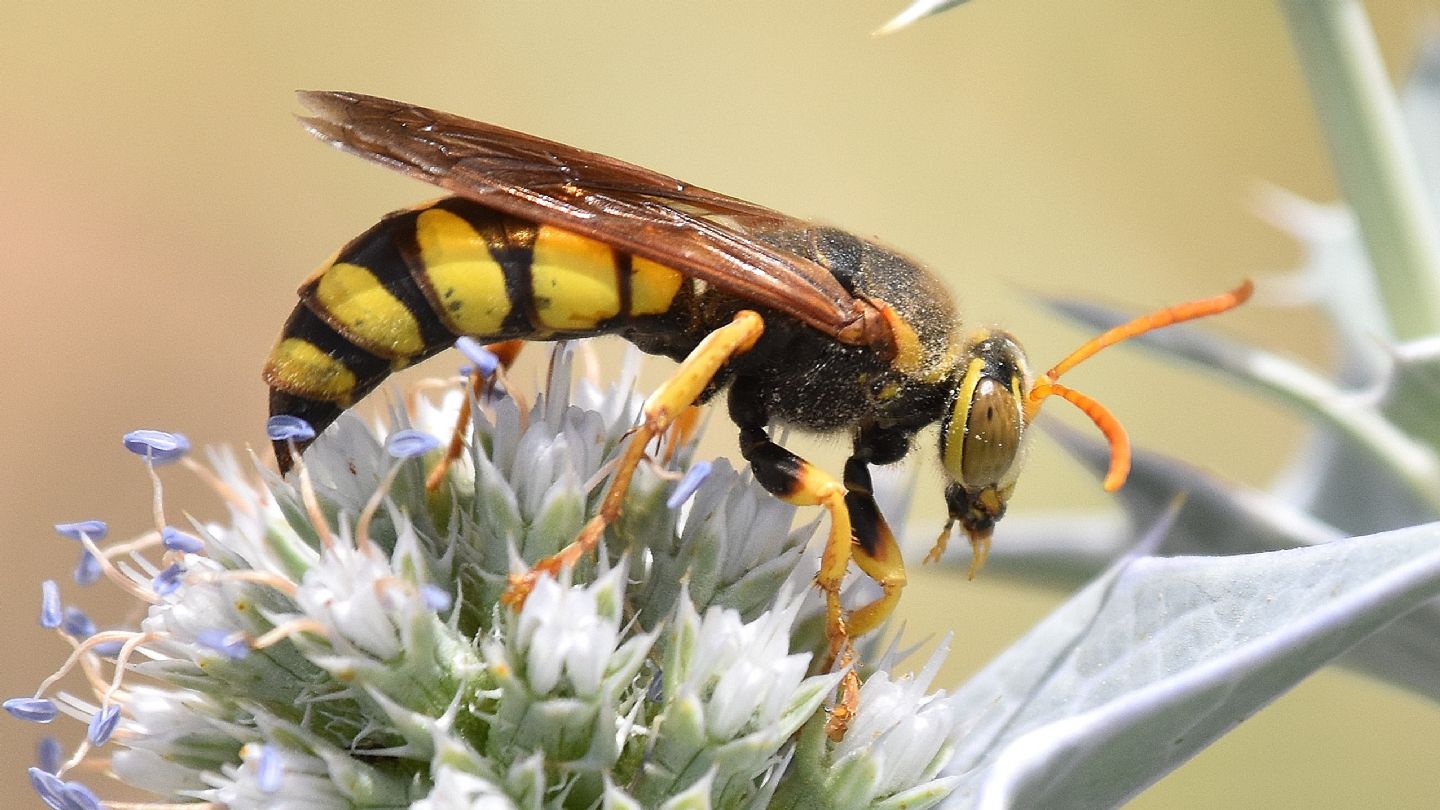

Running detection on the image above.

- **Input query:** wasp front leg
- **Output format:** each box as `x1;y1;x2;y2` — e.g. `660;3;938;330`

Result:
501;311;765;608
732;384;898;737
841;455;908;640
735;419;858;737
736;425;854;657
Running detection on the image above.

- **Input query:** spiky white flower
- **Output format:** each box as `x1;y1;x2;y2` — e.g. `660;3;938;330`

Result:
7;347;959;809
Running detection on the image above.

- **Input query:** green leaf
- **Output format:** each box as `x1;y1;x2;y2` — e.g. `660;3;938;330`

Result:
938;522;1440;807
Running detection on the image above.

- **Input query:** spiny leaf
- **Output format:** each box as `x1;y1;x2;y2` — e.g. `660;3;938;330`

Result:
938;521;1440;808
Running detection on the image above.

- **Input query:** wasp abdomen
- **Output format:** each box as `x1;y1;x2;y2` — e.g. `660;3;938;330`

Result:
264;197;688;469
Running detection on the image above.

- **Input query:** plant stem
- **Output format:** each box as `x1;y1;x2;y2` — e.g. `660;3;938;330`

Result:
1279;0;1440;341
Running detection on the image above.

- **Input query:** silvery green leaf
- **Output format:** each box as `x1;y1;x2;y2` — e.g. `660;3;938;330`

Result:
974;425;1440;705
937;521;1440;808
875;0;973;35
1403;38;1440;210
1279;0;1440;340
1341;599;1440;701
1252;184;1391;376
1031;288;1440;711
1384;336;1440;449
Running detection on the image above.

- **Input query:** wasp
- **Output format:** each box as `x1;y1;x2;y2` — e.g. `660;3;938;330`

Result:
265;92;1250;724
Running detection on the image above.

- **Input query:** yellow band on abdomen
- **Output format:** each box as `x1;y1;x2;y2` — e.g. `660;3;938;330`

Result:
264;338;358;403
415;207;512;336
531;226;622;330
631;256;684;316
312;262;424;357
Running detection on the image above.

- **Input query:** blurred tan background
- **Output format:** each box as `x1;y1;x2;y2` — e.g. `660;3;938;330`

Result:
3;1;1439;806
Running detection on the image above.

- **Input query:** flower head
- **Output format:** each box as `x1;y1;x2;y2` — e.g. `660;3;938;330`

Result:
9;347;959;809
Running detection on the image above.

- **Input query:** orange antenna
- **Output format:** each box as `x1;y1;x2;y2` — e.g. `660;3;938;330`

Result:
1026;279;1254;490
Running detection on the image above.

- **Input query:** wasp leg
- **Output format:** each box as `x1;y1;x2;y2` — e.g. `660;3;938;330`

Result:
737;425;857;737
838;423;912;638
729;380;863;736
662;405;705;464
841;457;908;639
738;430;854;652
501;312;765;608
426;340;526;493
820;428;912;738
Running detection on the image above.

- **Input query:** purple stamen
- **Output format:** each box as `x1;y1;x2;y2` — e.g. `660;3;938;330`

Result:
90;639;124;657
36;737;61;774
385;429;441;459
196;629;249;660
121;429;190;464
62;607;95;639
86;704;121;746
39;581;61;629
152;563;185;596
27;767;67;809
73;550;102;586
161;526;205;554
4;697;58;723
455;337;500;377
61;780;103;810
53;520;108;541
266;415;316;443
420;584;452;612
256;744;284;793
666;460;713;509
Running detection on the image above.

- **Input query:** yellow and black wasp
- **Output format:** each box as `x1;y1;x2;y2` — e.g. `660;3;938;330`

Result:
265;92;1250;726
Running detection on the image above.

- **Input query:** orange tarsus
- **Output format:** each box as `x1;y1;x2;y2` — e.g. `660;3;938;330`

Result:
485;340;526;369
1025;279;1252;491
662;406;704;464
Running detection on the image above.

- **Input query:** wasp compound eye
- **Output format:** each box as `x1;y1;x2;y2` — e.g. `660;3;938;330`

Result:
939;330;1029;491
960;376;1022;487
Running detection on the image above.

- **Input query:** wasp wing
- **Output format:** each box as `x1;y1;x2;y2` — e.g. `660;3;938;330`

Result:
298;90;872;342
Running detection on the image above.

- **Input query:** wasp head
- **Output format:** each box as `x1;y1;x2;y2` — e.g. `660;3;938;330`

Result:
929;280;1253;577
936;330;1033;576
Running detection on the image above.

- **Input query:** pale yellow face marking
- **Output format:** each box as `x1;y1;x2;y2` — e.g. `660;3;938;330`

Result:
415;208;511;336
531;226;621;329
264;338;358;403
942;356;987;481
313;262;424;357
630;256;684;315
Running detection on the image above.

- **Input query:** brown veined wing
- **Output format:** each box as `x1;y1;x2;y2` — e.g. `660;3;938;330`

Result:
297;90;885;345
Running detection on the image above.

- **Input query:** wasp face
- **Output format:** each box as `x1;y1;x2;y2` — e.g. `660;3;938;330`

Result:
938;331;1033;566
